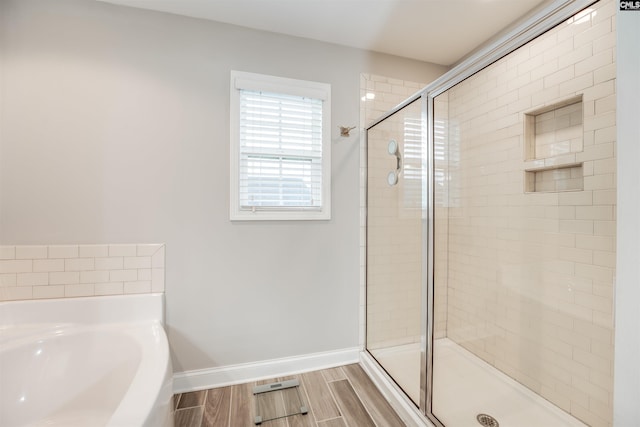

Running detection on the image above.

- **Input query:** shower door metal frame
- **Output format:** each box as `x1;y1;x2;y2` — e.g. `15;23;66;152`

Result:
423;93;438;425
364;1;600;425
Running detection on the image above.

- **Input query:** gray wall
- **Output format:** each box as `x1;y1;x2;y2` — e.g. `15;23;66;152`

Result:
614;6;640;425
0;0;447;373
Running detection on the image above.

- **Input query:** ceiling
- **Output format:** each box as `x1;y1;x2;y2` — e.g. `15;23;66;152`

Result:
99;0;549;66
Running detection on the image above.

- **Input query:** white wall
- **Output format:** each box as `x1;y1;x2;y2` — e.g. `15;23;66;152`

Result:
613;5;640;425
0;0;447;374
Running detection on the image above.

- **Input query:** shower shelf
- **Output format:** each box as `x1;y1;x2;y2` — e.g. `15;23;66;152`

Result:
524;162;584;193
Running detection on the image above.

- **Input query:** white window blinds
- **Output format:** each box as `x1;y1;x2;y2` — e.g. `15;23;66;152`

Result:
230;71;331;221
239;90;323;209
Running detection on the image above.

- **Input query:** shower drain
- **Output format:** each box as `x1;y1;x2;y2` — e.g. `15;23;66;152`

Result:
476;413;499;427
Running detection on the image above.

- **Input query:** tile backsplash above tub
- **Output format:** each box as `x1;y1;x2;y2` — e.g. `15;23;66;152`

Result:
0;244;165;301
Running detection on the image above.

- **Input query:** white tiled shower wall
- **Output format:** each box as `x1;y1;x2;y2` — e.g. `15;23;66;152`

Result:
366;100;423;350
359;74;425;348
436;1;616;426
0;244;165;301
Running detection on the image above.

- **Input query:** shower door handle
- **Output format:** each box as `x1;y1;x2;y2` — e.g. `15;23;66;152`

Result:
387;139;402;186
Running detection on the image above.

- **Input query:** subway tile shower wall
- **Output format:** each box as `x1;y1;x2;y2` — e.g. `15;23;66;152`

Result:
0;244;165;301
435;0;616;426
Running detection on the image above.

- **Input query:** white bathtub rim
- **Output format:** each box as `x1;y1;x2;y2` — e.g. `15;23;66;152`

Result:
0;293;165;326
109;321;172;427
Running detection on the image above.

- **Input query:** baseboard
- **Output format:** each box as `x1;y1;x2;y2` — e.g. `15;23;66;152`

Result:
359;351;434;427
173;347;360;393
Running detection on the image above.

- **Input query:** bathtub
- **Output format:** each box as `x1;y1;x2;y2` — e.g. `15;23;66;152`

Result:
0;294;173;427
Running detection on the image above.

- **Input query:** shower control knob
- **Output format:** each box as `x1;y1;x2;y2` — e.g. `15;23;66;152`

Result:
387;171;398;186
387;139;401;186
388;139;398;155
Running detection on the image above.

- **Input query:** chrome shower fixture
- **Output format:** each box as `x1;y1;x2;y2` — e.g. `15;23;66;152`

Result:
387;139;402;186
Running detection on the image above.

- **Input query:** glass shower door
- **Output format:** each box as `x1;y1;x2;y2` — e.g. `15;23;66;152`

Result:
430;2;616;425
366;98;425;407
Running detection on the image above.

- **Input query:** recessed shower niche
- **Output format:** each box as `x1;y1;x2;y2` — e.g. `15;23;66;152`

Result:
524;96;584;193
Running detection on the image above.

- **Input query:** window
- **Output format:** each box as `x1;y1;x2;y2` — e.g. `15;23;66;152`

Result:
230;71;331;220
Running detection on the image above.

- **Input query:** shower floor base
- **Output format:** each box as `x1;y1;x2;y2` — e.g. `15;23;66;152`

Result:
371;338;587;427
370;342;422;404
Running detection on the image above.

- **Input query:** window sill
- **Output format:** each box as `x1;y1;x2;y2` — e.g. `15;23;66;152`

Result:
230;208;331;221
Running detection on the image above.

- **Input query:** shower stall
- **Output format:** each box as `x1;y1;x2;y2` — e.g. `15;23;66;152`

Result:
364;1;616;426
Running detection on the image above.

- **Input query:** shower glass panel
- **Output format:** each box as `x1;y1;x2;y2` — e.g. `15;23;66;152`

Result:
430;2;616;426
366;98;424;407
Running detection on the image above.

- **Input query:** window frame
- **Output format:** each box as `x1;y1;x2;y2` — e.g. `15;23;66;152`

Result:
230;70;331;221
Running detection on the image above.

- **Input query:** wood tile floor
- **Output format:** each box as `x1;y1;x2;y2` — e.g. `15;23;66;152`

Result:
174;364;406;427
